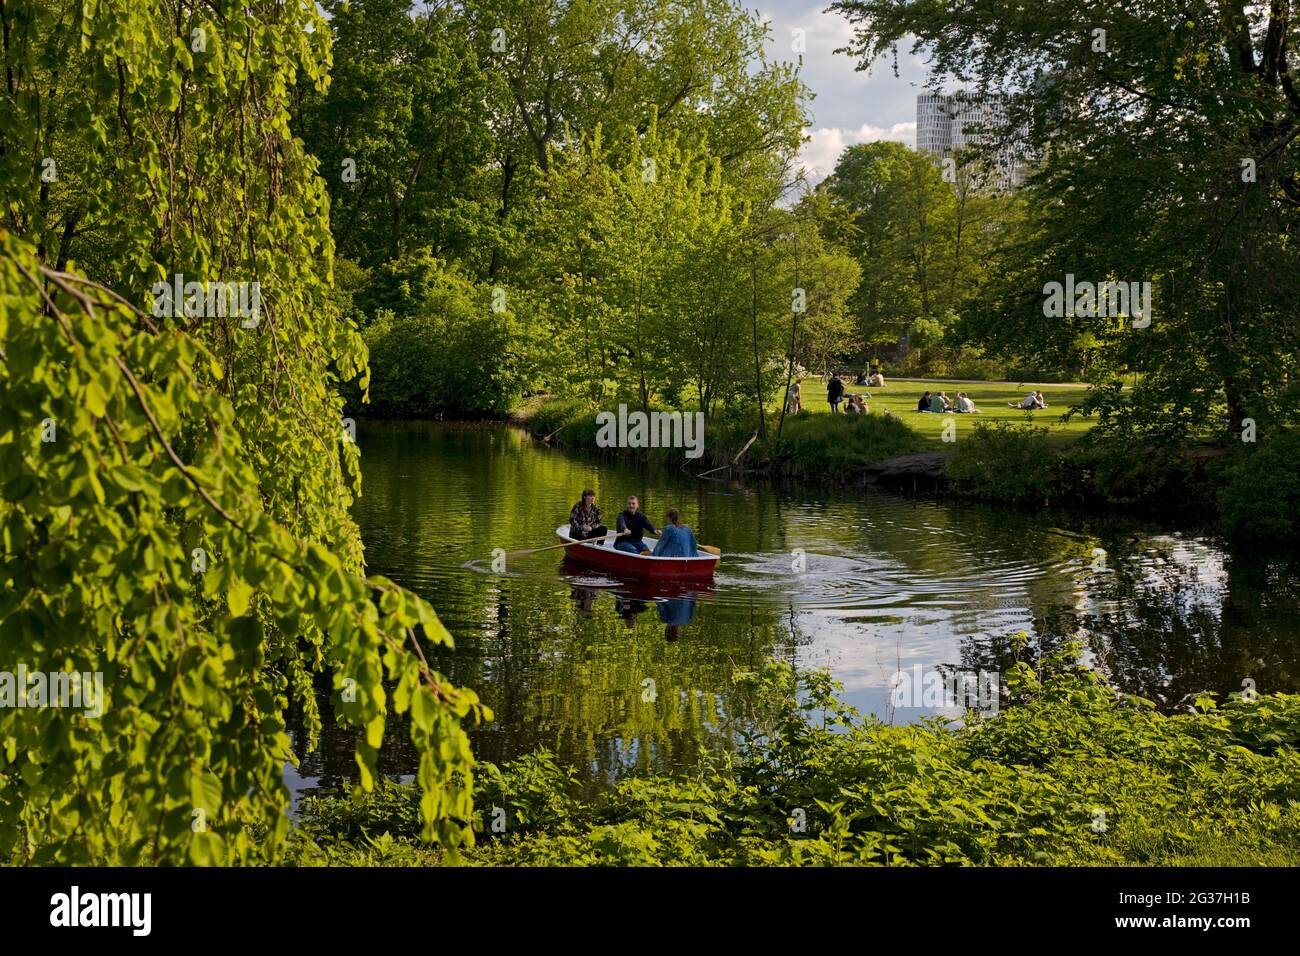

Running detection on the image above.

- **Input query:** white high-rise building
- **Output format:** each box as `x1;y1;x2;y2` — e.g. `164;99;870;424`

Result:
916;92;953;156
915;91;1027;190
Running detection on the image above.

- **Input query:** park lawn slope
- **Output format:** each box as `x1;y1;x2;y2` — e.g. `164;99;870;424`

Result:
794;377;1096;448
516;379;1096;474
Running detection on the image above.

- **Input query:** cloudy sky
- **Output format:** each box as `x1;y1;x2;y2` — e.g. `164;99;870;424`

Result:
755;0;931;183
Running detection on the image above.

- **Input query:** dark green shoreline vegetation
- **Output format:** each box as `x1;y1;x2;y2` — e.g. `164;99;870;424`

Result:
517;393;924;475
512;394;1296;540
286;644;1300;867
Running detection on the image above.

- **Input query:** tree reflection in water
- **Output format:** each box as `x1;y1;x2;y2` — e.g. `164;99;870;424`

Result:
286;423;1300;803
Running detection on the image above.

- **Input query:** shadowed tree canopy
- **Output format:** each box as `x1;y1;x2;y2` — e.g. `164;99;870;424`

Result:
832;0;1300;437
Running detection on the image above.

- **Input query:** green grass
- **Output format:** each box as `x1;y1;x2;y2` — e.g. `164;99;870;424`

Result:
791;377;1097;449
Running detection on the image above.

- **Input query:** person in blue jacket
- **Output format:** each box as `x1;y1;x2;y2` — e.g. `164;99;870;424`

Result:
651;508;699;557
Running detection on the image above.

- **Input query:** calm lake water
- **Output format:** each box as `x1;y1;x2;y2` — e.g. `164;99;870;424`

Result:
286;422;1300;799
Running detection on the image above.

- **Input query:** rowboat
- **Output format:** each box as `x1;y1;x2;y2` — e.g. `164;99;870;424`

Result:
554;524;719;581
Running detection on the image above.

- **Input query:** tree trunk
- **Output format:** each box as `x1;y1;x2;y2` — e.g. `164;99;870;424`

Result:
750;245;767;440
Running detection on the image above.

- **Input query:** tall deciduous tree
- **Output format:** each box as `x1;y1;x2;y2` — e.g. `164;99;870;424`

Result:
300;0;497;269
823;141;956;353
832;0;1300;435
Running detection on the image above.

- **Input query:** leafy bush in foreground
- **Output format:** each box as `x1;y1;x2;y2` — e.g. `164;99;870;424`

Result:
292;643;1300;867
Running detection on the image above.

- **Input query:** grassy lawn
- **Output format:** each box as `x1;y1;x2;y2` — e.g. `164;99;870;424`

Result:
790;377;1098;449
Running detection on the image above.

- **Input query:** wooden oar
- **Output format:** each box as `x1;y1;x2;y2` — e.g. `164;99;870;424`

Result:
504;531;627;561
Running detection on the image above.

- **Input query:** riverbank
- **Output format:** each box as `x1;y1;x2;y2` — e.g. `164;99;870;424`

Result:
286;645;1300;867
509;394;1264;534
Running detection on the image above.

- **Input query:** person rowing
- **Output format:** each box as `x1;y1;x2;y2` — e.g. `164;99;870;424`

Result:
615;495;657;554
568;488;609;541
652;508;700;557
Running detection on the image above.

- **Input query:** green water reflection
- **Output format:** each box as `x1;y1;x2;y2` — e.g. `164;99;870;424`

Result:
286;422;1300;798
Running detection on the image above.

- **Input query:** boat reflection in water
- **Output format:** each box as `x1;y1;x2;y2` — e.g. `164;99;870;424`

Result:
656;595;695;642
563;556;706;640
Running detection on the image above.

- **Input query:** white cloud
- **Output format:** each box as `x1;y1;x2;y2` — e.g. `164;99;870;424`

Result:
798;122;916;183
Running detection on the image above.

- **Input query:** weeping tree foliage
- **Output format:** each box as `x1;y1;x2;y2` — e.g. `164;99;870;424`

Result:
0;0;486;863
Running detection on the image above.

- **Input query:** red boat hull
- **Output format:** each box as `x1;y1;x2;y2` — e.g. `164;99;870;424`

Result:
556;526;718;581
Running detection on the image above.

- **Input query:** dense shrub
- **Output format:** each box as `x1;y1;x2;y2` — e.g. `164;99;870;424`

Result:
945;421;1058;505
946;347;1007;381
767;411;925;474
1000;365;1080;384
522;396;766;468
1219;430;1300;541
291;644;1300;867
361;258;517;418
523;397;600;446
1064;433;1197;509
892;344;1007;381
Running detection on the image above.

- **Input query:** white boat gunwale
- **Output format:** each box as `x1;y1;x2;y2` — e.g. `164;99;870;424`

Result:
553;524;719;562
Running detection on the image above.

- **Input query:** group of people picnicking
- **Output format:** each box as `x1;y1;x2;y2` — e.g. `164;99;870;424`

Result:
567;490;700;557
916;389;982;414
782;363;1052;420
826;373;877;415
784;359;887;417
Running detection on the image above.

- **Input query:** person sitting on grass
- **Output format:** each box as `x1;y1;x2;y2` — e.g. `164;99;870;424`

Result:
955;391;981;413
615;495;657;554
652;508;699;557
869;371;886;387
918;391;933;412
930;390;951;413
846;393;867;414
1008;390;1046;410
568;489;607;541
854;370;869;386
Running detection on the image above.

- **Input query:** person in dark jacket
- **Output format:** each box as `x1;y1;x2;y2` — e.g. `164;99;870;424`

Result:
827;374;845;412
615;496;657;554
568;489;607;540
918;391;932;412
